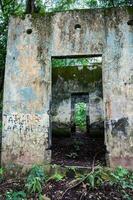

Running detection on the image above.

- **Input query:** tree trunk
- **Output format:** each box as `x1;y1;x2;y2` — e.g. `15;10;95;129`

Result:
26;0;36;14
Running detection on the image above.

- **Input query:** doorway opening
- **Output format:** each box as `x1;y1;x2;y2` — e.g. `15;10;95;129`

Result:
71;92;89;134
51;55;106;167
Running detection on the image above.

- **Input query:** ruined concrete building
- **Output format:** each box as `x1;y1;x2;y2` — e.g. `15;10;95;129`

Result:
2;7;133;168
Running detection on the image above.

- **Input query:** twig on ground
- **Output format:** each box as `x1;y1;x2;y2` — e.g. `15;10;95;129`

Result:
61;153;98;199
80;192;85;200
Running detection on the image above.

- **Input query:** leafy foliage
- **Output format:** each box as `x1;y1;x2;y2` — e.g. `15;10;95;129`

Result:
0;165;133;199
111;166;133;190
65;165;133;199
48;0;133;11
98;0;132;7
35;0;46;14
84;166;133;193
0;0;24;69
49;172;64;182
74;102;87;130
26;176;43;193
0;167;3;176
86;167;110;188
84;0;98;7
0;167;4;183
52;57;102;68
26;165;46;194
51;0;77;12
6;190;27;200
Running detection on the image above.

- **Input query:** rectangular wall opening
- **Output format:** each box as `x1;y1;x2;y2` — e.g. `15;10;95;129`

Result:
71;92;89;134
51;55;106;167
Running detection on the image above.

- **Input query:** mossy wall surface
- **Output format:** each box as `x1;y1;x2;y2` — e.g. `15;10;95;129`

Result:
52;65;104;136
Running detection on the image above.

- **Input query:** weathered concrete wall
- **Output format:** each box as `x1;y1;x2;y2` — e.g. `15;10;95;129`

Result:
52;65;103;135
2;16;51;165
103;8;133;168
2;7;133;168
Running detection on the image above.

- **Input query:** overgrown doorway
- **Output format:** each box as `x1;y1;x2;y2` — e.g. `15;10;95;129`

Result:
71;92;89;134
51;56;106;167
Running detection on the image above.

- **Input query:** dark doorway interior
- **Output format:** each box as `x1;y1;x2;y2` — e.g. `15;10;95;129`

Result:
51;56;106;167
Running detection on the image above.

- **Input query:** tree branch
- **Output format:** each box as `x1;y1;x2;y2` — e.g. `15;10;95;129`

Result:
110;0;115;7
0;0;4;12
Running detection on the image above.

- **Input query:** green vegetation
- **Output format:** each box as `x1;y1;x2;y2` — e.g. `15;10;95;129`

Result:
6;191;27;200
48;171;64;182
74;102;87;131
52;57;102;68
85;166;133;190
0;167;4;183
0;165;133;199
26;165;46;195
0;165;47;199
48;0;132;11
0;164;64;198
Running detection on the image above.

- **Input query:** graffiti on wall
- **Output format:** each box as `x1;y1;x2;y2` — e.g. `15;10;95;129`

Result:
3;113;49;134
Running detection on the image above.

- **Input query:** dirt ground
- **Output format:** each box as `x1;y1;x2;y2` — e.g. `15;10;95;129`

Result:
0;177;133;200
43;179;133;200
52;133;106;167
